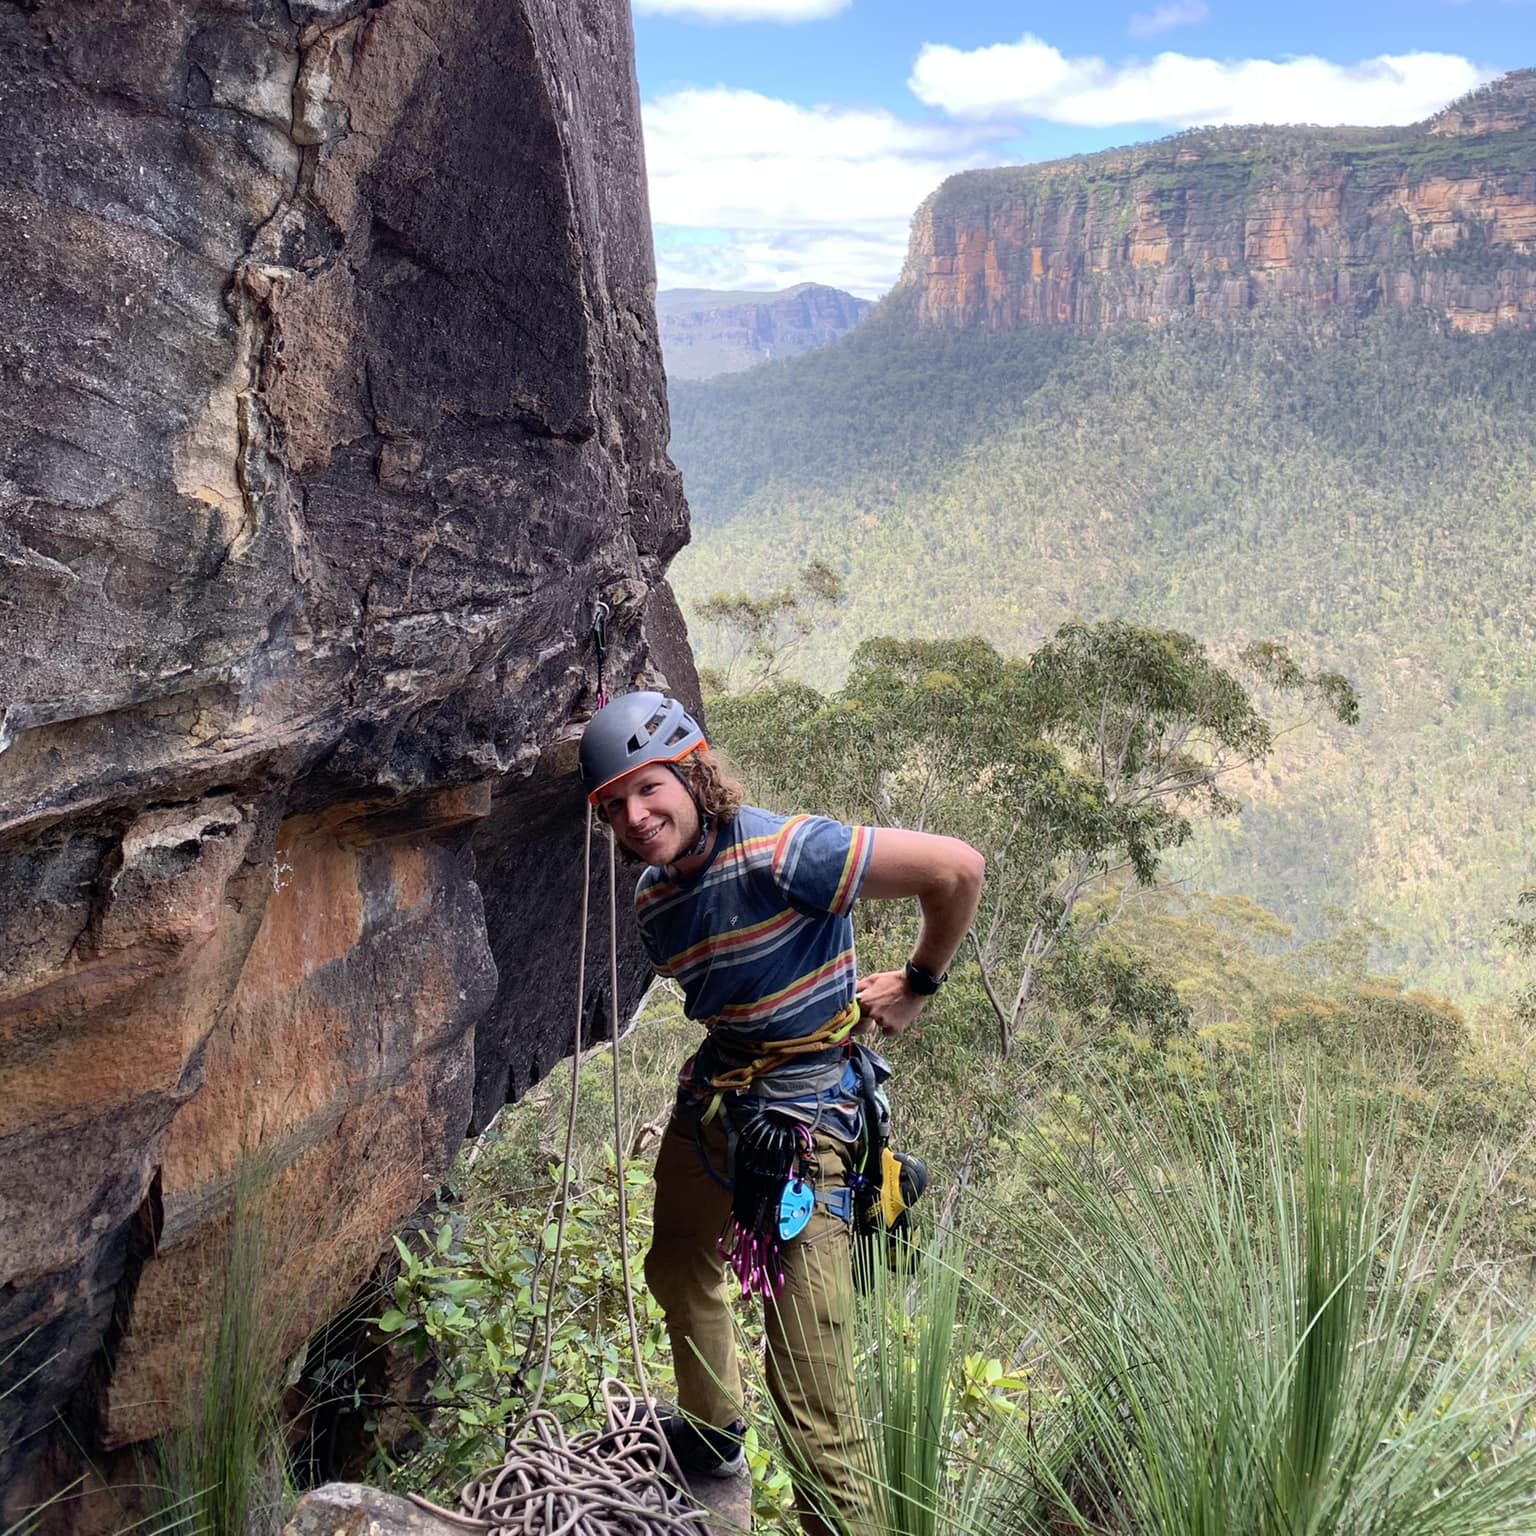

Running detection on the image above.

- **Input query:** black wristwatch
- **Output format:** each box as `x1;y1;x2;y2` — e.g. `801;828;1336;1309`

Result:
904;959;947;996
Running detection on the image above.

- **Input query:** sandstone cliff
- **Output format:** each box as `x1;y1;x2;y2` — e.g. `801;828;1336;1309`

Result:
657;283;872;379
903;69;1536;334
0;0;694;1522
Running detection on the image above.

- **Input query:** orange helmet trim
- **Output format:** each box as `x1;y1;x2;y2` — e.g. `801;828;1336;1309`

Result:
585;737;707;806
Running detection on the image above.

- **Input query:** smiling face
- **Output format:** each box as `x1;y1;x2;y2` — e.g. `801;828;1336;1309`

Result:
597;763;702;867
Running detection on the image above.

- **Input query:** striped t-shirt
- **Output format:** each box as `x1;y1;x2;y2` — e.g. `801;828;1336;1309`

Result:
634;805;875;1050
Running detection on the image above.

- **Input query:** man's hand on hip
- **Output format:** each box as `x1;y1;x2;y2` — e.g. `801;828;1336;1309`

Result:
854;970;926;1038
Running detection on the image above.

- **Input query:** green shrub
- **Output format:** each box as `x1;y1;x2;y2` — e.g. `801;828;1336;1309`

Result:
371;1154;668;1499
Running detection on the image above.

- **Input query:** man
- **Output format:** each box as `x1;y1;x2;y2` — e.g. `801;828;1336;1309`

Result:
580;692;984;1536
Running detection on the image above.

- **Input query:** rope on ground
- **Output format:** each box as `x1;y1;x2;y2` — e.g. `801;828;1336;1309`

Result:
408;1382;710;1534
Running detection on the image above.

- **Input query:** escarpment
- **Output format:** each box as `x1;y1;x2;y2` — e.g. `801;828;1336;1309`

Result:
905;68;1536;334
657;283;873;379
0;0;695;1521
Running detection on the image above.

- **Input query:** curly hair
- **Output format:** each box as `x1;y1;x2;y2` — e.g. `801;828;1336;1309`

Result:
682;747;745;824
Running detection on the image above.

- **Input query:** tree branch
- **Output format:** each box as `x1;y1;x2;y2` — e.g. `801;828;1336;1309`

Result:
967;925;1012;1057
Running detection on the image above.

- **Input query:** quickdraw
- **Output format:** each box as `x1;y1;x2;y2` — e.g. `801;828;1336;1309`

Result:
717;1115;811;1299
590;599;610;709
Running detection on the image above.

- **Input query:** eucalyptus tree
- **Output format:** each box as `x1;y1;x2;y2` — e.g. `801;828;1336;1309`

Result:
709;623;1356;1054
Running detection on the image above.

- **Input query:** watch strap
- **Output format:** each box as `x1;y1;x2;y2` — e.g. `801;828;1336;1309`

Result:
904;959;947;996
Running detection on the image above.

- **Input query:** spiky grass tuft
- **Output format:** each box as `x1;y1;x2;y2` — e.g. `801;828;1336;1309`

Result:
155;1163;292;1536
1007;1081;1536;1536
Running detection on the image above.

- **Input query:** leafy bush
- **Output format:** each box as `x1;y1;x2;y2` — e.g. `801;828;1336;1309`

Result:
370;1155;668;1499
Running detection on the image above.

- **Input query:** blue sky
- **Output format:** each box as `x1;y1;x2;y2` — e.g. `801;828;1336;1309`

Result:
631;0;1534;296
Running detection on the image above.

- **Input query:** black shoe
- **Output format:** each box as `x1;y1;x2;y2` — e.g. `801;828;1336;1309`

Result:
662;1413;747;1479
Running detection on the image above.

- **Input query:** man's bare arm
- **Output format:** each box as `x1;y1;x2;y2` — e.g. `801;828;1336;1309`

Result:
854;828;985;1037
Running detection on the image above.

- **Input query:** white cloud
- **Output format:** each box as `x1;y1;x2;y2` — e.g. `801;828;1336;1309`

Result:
1128;1;1209;39
643;88;984;229
633;0;849;20
908;37;1492;127
642;88;999;294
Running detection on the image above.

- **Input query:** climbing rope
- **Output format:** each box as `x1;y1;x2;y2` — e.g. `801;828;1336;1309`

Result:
527;800;597;1417
407;666;713;1531
603;823;652;1394
409;1381;708;1534
462;1383;707;1533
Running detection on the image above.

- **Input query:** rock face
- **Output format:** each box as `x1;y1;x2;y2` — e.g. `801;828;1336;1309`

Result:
0;0;695;1522
657;283;871;379
904;69;1536;334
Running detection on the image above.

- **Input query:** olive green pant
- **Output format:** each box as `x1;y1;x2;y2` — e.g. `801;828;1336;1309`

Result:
645;1113;878;1536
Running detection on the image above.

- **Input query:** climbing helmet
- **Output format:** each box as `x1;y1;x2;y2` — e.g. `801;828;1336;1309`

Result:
579;692;707;804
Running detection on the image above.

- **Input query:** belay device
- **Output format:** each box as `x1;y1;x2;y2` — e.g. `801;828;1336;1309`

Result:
777;1178;814;1241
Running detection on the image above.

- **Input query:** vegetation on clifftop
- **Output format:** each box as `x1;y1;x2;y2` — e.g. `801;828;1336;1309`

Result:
918;70;1536;224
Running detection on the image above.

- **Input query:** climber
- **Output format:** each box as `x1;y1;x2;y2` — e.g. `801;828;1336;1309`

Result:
579;691;984;1536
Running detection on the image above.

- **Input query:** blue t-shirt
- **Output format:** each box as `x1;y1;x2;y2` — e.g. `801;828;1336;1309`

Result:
634;805;874;1045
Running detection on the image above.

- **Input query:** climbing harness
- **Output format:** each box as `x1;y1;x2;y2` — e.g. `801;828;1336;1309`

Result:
682;998;860;1299
694;998;929;1299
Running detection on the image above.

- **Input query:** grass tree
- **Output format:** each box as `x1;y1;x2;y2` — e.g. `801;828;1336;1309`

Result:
998;1083;1536;1536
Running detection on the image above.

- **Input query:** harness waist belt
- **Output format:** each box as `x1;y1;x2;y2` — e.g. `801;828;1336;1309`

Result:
702;999;861;1094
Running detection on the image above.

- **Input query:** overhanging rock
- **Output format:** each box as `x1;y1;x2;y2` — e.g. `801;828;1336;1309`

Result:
0;0;695;1519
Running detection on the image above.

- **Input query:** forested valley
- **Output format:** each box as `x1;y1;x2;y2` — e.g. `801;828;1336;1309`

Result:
668;304;1536;1004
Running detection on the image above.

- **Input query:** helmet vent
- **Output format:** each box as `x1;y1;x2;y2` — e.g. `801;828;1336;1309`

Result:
643;706;669;734
663;724;691;747
627;732;647;753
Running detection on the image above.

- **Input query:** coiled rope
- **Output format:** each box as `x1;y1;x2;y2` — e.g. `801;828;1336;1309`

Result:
409;808;713;1534
451;1381;708;1534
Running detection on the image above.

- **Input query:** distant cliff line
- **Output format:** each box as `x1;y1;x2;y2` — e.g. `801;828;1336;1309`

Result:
901;68;1536;334
657;283;872;379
